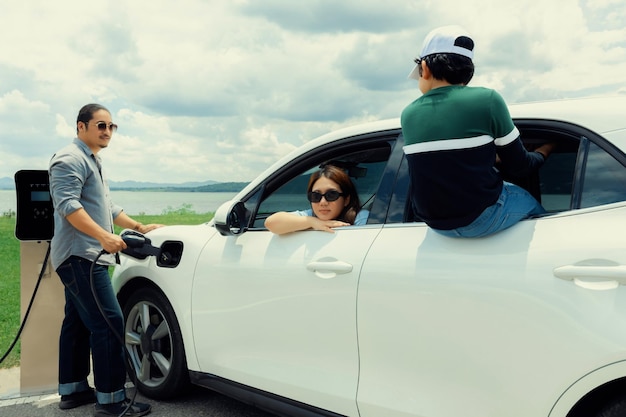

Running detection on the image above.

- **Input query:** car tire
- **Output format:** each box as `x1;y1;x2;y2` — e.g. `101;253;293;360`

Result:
123;286;189;399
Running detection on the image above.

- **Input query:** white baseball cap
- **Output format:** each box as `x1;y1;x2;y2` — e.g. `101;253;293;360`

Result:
408;25;474;80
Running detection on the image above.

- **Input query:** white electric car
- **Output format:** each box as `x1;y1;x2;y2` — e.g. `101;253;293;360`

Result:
112;96;626;417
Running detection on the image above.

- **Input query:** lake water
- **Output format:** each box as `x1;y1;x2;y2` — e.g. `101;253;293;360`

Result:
0;189;238;216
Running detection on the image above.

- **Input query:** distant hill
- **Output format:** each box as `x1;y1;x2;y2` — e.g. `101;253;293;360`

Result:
189;182;249;192
0;177;14;189
112;181;249;192
0;176;248;192
109;179;220;189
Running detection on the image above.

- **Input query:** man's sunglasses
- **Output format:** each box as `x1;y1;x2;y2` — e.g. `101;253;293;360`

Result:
88;121;118;132
307;190;345;203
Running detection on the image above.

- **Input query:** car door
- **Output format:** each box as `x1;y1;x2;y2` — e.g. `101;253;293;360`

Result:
191;136;398;416
356;124;626;417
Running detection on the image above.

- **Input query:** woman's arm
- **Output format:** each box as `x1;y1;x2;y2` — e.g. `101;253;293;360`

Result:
265;211;349;235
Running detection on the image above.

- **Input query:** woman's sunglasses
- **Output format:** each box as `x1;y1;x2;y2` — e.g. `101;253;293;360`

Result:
307;190;344;203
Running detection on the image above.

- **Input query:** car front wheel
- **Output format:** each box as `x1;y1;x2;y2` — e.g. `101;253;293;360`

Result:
123;286;189;399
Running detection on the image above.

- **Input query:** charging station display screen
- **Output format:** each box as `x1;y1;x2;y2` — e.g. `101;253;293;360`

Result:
15;170;54;241
31;191;51;202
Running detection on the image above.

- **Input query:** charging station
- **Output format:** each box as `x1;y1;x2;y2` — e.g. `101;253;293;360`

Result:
10;170;168;401
13;170;64;396
19;240;64;395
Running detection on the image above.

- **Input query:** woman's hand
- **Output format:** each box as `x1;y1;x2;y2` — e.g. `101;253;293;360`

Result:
310;217;350;233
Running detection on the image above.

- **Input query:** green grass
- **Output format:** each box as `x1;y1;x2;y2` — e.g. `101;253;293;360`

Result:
0;205;213;369
0;215;20;368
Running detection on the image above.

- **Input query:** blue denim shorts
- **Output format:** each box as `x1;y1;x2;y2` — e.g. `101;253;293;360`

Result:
434;182;545;238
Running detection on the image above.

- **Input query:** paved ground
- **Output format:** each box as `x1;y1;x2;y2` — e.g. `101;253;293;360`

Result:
0;367;20;401
0;367;276;417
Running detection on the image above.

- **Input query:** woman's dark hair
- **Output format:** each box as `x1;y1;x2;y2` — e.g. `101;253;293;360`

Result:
307;164;361;224
421;53;475;85
76;103;110;133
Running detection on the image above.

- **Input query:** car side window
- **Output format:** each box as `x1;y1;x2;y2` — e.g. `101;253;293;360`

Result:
250;144;393;229
508;127;626;211
580;141;626;208
501;126;581;213
534;141;578;212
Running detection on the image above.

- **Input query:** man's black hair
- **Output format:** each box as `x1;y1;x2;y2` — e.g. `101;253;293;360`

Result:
422;54;475;85
76;103;110;133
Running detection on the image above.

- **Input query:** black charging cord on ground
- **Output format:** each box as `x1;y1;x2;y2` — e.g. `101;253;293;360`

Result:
0;241;50;366
91;249;139;417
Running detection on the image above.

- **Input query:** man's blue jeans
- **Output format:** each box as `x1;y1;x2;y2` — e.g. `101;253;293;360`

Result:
434;182;546;238
56;256;126;404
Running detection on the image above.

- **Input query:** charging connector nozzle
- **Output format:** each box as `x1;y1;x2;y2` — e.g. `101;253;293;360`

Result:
120;230;161;259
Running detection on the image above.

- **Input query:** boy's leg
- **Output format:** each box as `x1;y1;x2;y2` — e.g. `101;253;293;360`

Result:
435;182;544;238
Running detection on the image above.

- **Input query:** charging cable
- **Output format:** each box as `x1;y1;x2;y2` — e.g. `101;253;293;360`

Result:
90;230;160;417
0;242;50;365
90;249;138;417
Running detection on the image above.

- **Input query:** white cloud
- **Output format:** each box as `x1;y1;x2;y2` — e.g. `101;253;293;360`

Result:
0;0;625;185
54;114;75;139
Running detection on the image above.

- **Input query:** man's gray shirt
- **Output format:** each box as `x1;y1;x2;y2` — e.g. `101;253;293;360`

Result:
49;138;123;269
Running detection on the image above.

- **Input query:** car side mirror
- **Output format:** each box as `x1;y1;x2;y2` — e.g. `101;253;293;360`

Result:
214;200;248;236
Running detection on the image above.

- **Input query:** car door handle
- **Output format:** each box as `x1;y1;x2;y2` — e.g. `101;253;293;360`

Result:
553;260;626;290
306;260;353;279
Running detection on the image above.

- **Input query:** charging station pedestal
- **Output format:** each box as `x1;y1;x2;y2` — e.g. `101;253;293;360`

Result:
19;240;64;396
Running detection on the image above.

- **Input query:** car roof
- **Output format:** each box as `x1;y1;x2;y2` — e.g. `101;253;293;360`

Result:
317;95;626;144
238;95;626;198
508;95;626;134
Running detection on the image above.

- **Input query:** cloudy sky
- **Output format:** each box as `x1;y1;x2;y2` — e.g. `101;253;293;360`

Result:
1;0;625;184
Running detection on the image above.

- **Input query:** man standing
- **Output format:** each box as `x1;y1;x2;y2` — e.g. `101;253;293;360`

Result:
401;25;554;238
49;103;160;416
